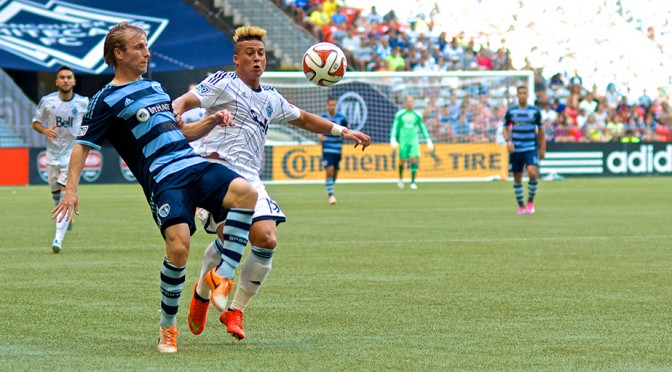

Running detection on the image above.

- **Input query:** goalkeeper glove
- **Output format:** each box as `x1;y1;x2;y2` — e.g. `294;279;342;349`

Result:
427;138;434;152
391;138;399;150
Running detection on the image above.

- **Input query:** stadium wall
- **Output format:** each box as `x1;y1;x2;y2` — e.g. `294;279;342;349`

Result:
1;143;668;187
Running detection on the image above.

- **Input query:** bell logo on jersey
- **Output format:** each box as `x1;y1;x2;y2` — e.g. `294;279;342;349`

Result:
0;1;168;74
56;116;73;127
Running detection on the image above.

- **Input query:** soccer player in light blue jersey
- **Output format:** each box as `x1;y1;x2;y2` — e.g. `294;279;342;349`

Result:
503;85;546;215
319;96;349;204
52;22;258;353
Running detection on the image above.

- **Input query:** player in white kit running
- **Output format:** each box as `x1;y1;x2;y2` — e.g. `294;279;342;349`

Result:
32;65;89;253
173;25;370;340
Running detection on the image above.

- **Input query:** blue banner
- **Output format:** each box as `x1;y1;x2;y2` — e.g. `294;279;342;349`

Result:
0;0;233;73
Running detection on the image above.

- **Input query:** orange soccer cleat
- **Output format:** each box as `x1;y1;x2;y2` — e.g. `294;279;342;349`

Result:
157;325;179;353
203;268;232;312
220;308;246;340
187;283;209;335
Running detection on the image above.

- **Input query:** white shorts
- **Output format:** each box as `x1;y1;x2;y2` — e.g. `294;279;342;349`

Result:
199;177;286;234
47;164;68;193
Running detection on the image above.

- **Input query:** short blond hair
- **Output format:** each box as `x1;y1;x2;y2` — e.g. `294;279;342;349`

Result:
103;22;146;68
233;26;266;54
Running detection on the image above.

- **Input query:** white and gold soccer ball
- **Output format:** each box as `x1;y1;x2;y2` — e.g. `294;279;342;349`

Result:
302;42;347;87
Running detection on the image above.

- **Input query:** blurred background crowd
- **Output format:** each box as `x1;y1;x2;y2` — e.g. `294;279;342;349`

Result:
273;0;672;144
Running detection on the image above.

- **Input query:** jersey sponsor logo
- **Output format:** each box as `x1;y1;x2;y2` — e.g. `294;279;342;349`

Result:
119;157;136;182
55;116;73;127
336;92;367;131
0;1;168;74
146;103;171;115
135;108;150;122
81;149;103;182
158;203;170;218
250;108;269;133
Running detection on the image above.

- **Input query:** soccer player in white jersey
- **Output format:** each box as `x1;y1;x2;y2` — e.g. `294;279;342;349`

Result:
32;65;89;253
172;25;371;340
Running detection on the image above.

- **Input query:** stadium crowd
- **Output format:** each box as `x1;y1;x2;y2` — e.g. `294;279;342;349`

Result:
276;0;672;144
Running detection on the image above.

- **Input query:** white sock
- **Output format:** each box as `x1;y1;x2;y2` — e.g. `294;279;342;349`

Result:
195;239;221;299
231;246;274;311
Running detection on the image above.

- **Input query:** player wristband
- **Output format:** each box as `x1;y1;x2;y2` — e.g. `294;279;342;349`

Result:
330;124;345;136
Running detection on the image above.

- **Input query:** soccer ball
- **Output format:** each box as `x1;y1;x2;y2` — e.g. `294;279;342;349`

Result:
302;42;347;86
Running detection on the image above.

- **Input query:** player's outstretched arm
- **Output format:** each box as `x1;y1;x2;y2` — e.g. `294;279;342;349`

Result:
172;92;200;118
178;110;233;142
52;144;89;223
289;110;371;150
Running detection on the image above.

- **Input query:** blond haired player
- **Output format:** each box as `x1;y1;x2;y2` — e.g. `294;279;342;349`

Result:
173;25;371;340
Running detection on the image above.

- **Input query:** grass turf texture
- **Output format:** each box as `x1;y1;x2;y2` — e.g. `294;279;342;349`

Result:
1;178;671;370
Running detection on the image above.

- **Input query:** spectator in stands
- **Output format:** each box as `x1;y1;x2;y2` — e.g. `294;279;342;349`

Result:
322;0;338;18
32;65;89;254
551;97;566;114
375;37;392;60
353;36;375;71
366;6;383;24
451;111;472;143
386;46;406;71
493;46;512;70
459;48;478;70
582;113;606;142
330;5;347;26
475;47;493;70
593;101;608;127
620;128;641;143
442;37;463;70
605;111;625;142
553;112;574;143
579;91;599;115
540;101;557;124
605;83;621;109
616;96;630;122
308;2;330;39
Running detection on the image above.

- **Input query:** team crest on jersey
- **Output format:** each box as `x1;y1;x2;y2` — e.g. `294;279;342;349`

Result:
0;1;168;74
266;103;273;117
158;203;170;218
151;83;164;94
196;84;209;95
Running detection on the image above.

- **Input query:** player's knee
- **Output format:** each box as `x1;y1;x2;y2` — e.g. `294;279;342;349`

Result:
225;178;257;209
250;229;277;248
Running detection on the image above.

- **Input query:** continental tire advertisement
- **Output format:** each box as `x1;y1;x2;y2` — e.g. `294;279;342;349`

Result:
21;143;671;186
271;143;509;181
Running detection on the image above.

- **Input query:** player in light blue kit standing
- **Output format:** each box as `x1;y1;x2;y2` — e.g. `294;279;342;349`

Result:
52;22;258;353
503;85;546;214
319;96;349;204
32;65;89;253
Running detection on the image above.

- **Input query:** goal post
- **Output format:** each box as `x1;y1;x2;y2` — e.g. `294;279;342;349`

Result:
260;70;534;183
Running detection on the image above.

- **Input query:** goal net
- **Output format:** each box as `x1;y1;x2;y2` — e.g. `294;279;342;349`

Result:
259;70;533;183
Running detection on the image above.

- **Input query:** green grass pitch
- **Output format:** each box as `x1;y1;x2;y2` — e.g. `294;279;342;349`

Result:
2;178;672;370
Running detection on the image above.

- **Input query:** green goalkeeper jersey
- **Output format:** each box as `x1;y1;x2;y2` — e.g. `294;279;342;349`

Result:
390;109;431;144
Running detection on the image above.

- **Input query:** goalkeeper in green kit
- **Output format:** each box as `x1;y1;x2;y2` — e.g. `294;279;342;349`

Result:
390;95;434;189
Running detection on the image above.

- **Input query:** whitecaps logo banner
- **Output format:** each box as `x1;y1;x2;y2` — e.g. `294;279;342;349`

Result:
0;0;168;74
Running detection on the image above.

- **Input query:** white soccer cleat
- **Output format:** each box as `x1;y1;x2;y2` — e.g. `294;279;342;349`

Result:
410;183;418;190
397;181;404;189
328;195;337;205
51;239;62;254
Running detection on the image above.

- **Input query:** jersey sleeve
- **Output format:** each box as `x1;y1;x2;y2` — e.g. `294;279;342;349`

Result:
271;92;301;123
76;97;113;150
192;71;235;109
504;109;512;126
390;110;401;141
32;97;48;124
